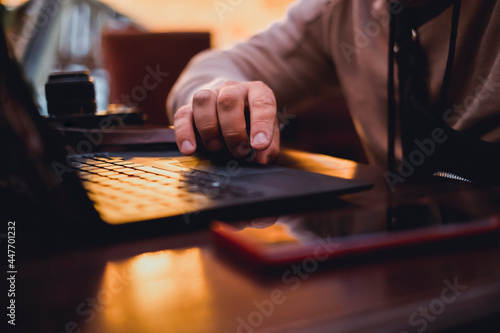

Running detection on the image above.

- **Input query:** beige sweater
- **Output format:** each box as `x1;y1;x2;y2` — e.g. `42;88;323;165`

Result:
167;0;500;166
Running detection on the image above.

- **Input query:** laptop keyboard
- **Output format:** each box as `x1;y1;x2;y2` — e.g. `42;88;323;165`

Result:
68;153;258;223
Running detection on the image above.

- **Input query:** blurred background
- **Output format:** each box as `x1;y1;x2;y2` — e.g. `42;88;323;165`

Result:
0;0;295;116
2;0;295;49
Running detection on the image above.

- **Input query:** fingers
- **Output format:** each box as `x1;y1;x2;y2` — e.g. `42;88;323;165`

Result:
254;118;280;164
173;80;280;162
173;104;197;155
247;82;276;151
216;83;249;156
192;89;223;151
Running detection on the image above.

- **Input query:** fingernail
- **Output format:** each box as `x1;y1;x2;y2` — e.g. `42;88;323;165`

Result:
181;140;194;154
208;139;223;151
252;132;268;147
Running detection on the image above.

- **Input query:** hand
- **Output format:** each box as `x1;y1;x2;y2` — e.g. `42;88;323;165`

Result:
173;81;280;164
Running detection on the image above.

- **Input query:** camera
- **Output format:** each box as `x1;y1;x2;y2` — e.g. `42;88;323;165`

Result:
45;71;97;116
44;71;143;128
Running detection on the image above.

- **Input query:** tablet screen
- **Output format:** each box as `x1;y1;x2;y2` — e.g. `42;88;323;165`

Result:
228;203;491;242
212;194;500;265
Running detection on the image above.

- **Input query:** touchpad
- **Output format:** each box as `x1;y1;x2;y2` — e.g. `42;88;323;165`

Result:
170;160;283;177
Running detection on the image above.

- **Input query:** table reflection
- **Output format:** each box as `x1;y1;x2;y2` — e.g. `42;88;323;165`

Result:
97;248;214;331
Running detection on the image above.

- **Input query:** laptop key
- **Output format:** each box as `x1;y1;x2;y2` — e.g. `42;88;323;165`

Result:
97;170;119;176
135;166;182;179
102;165;123;170
108;174;129;180
156;178;178;186
112;161;135;165
122;170;146;175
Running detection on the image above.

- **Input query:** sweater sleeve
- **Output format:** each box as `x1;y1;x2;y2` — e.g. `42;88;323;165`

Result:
166;0;339;120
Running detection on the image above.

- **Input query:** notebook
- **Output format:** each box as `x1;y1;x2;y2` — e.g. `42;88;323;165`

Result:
66;149;372;224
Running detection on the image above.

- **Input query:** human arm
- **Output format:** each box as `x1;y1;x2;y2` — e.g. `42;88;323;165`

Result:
167;0;339;163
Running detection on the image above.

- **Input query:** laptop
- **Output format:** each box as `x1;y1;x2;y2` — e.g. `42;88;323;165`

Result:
64;150;372;224
0;25;371;250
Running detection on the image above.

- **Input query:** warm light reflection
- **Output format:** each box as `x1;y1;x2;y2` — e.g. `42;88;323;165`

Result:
284;149;359;180
239;224;299;245
99;248;214;331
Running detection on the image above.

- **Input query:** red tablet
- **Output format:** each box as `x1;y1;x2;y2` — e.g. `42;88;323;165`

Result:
211;203;500;267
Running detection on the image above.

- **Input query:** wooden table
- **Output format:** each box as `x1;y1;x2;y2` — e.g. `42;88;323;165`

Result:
14;150;500;333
